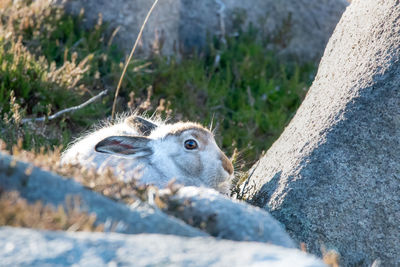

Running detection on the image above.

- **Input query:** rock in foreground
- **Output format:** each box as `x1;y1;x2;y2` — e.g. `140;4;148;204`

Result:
0;227;325;267
163;187;295;248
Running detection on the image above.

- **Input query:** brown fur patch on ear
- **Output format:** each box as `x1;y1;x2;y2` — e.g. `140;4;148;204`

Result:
125;116;157;136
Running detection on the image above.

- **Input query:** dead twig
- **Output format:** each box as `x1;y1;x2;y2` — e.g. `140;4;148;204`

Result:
107;26;121;48
111;0;159;120
21;89;109;124
215;0;226;44
213;0;226;68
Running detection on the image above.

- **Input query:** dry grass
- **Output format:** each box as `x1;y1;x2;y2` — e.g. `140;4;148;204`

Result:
301;242;341;267
0;189;103;232
323;250;340;267
0;2;91;92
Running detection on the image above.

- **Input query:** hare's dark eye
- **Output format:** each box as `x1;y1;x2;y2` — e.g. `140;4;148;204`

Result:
184;139;198;150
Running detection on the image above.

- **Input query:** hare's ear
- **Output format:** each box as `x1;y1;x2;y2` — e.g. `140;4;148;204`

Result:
125;116;157;136
95;136;152;157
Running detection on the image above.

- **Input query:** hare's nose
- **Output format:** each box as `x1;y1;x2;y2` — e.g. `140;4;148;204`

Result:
220;153;234;175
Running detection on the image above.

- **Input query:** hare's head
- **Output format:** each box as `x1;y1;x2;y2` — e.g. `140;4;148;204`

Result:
94;117;233;193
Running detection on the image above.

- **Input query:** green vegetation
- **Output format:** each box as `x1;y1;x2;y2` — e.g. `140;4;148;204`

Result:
0;0;315;168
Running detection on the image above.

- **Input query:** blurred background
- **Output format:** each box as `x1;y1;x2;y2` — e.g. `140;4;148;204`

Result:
0;0;347;169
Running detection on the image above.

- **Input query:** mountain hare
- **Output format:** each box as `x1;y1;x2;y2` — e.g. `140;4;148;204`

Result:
61;115;234;193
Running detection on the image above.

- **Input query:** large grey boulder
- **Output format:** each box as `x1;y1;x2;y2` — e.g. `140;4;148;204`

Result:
241;0;400;266
162;186;295;248
56;0;348;62
0;152;205;237
0;226;326;267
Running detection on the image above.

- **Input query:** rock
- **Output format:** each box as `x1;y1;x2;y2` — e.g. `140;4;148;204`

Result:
162;186;295;248
0;152;205;237
0;226;326;267
55;0;348;62
242;0;400;265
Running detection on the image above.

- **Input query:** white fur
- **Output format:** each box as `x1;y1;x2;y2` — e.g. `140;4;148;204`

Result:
61;116;233;194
